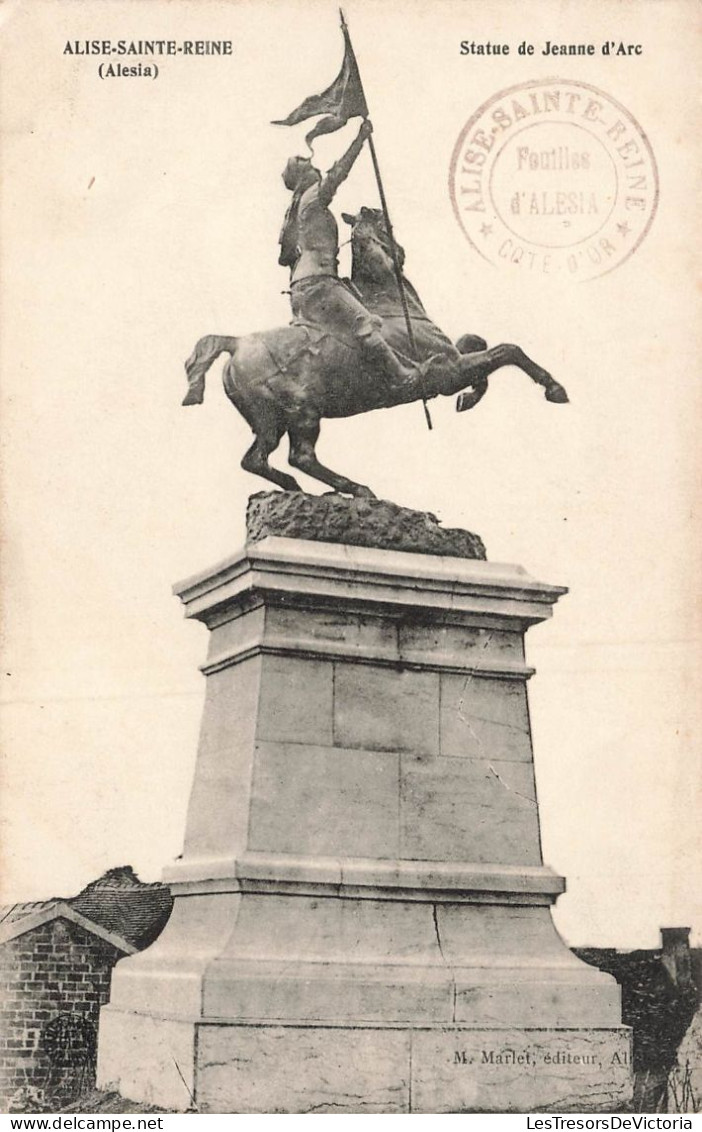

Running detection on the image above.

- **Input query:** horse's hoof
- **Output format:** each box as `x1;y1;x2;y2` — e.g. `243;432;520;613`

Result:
456;390;481;412
545;382;569;404
354;486;377;499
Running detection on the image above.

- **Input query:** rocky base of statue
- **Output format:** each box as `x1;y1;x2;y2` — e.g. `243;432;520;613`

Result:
246;490;487;559
97;505;631;1112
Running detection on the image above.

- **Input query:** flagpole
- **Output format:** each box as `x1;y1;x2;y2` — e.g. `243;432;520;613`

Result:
340;10;433;431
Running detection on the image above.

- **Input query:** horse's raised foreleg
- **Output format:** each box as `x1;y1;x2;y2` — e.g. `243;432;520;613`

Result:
496;344;569;402
453;335;489;411
456;333;488;355
455;378;489;412
288;418;376;498
454;344;569;412
241;421;302;493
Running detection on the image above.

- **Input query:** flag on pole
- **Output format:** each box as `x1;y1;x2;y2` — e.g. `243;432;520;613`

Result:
272;19;368;146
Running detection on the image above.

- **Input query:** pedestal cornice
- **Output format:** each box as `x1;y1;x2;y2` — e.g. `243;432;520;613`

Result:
161;853;566;904
174;536;567;631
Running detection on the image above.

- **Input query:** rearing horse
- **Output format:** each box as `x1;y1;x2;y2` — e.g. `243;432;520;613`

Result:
183;207;568;497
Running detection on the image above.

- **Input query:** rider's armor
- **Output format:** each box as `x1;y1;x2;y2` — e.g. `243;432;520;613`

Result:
279;132;418;390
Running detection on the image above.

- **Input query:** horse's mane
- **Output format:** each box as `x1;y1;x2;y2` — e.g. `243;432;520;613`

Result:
348;212;427;318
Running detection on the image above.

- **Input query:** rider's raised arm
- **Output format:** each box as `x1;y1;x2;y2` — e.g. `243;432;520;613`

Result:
318;119;372;207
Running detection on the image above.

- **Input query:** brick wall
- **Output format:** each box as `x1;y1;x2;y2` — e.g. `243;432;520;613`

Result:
0;918;124;1110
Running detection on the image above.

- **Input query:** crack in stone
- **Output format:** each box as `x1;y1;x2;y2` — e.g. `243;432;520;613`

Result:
432;902;447;965
431;903;457;1023
200;1058;253;1070
408;1038;413;1113
171;1054;197;1110
488;763;537;807
456;633;494;750
464;715;529;734
303;1091;401;1114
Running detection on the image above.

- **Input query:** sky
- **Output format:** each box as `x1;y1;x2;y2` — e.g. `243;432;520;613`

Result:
1;0;700;949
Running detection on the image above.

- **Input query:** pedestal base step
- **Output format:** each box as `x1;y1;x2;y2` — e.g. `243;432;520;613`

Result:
98;1009;632;1113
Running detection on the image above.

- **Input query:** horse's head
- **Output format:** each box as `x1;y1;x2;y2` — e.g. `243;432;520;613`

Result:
342;206;406;281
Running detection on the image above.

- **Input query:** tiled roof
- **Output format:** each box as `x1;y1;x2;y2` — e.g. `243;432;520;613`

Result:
0;900;136;953
0;900;61;928
71;867;173;949
72;887;172;950
0;866;173;952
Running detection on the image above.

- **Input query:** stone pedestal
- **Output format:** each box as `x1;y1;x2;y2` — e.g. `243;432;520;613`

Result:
98;506;631;1112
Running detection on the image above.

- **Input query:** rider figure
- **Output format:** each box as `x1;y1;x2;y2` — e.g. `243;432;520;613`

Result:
279;119;423;390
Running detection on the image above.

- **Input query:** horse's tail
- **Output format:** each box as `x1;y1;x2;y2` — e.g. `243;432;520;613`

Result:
183;334;238;406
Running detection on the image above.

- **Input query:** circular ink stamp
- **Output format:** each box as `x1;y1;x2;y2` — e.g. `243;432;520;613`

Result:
449;79;658;281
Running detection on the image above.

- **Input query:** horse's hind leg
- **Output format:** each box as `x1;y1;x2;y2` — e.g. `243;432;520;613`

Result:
241;421;302;493
288;419;376;498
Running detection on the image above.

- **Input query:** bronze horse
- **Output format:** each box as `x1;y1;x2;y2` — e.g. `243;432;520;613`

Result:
183;207;568;497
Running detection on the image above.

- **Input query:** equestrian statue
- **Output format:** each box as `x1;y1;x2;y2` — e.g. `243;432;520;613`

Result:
182;22;568;499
